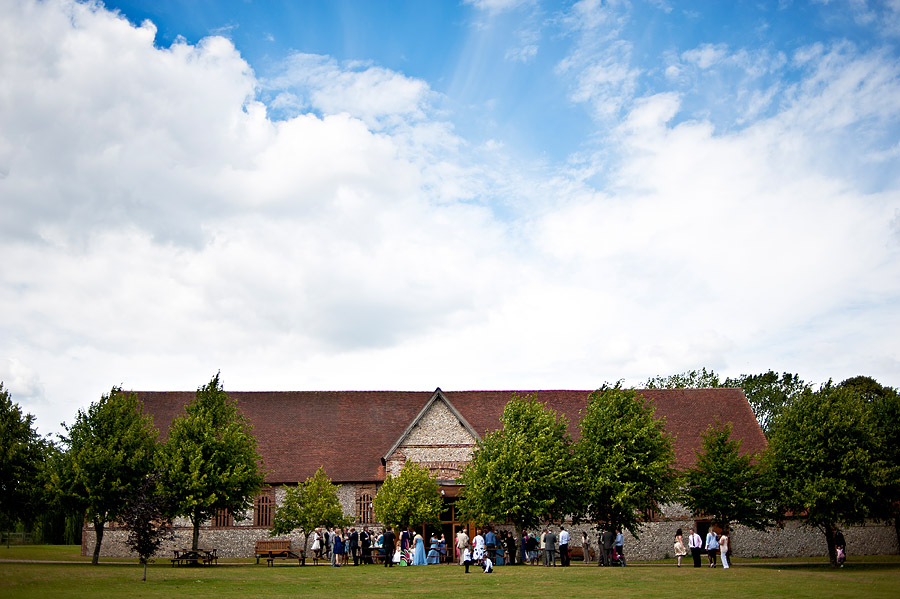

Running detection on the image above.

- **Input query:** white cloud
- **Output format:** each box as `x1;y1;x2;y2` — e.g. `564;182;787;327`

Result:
464;0;535;16
0;0;898;438
681;43;729;69
267;53;434;131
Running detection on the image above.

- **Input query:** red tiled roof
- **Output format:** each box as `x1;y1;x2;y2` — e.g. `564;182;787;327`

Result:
135;388;765;484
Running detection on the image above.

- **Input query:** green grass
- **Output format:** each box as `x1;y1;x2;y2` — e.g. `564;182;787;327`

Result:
2;547;900;598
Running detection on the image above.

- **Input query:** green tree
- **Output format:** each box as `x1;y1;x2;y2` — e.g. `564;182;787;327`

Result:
574;384;678;537
162;373;265;550
374;460;442;531
456;393;575;562
54;387;158;564
724;371;809;437
270;467;350;549
0;383;47;544
645;368;721;389
766;384;889;567
645;367;810;436
681;421;774;539
37;442;84;545
837;376;900;549
120;470;174;581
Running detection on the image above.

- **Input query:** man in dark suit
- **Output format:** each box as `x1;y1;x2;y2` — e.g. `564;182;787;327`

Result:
360;526;371;564
600;528;614;566
382;527;396;567
349;527;360;566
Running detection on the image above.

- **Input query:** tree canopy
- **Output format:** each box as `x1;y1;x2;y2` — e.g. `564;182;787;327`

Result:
726;371;808;437
374;460;442;530
681;420;773;534
270;467;350;547
645;368;809;437
53;387;158;564
456;393;575;537
0;383;47;537
838;376;900;548
161;373;265;550
573;384;677;536
645;368;721;389
766;383;890;567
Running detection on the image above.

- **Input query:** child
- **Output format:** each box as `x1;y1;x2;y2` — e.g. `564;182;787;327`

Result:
463;547;474;573
482;556;493;573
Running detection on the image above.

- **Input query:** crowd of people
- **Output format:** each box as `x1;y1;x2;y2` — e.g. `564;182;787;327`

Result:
676;527;729;568
305;523;814;570
309;525;453;567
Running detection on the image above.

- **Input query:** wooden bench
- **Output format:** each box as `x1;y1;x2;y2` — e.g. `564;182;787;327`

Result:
568;546;595;561
255;539;305;566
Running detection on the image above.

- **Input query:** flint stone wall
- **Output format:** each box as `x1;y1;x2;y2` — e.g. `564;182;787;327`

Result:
83;513;898;560
385;398;476;477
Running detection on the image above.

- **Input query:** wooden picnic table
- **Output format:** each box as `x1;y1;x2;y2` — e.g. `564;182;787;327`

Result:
171;548;217;566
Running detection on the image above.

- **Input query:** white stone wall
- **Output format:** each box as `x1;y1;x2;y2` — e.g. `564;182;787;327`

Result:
83;514;898;560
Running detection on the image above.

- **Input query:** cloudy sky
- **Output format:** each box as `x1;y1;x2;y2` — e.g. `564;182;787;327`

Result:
2;0;899;436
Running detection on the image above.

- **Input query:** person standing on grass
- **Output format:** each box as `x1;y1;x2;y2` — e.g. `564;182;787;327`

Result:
719;530;730;569
558;526;570;566
456;528;469;565
673;528;687;567
835;529;847;567
462;546;474;573
472;528;486;564
331;527;344;567
360;526;371;564
484;527;498;560
688;528;703;568
382;526;396;567
311;528;323;560
544;527;557;567
582;531;592;565
705;529;719;568
614;529;626;566
349;527;359;566
540;529;547;566
600;528;614;566
504;531;517;565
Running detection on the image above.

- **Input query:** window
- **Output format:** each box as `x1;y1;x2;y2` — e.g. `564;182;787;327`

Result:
356;493;373;523
254;492;274;527
213;508;233;528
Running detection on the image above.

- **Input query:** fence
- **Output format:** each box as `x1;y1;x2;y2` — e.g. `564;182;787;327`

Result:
2;531;38;545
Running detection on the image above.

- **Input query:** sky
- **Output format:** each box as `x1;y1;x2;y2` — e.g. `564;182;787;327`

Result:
1;0;899;437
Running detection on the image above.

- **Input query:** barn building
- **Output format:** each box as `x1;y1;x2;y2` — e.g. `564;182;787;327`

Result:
82;387;897;560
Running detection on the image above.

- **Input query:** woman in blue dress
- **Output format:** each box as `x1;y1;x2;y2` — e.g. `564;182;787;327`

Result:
412;533;427;565
331;527;344;567
427;534;441;564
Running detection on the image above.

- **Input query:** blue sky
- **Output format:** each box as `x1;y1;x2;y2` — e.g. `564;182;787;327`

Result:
99;0;900;161
1;0;899;435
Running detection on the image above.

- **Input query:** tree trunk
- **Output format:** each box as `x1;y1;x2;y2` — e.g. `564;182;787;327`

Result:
894;515;900;554
191;512;200;551
92;518;104;566
823;523;838;568
515;523;525;565
142;561;147;582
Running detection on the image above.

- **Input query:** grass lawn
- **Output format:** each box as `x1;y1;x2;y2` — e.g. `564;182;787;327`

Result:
2;547;900;598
